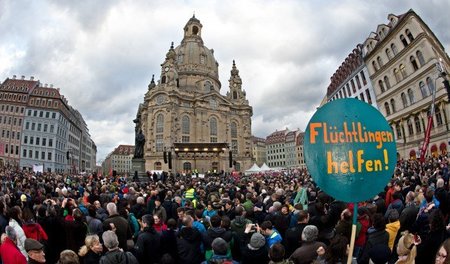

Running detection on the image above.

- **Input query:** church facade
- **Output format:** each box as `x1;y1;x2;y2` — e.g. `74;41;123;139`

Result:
137;16;253;173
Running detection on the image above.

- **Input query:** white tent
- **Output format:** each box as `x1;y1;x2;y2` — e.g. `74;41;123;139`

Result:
244;163;261;175
260;163;271;171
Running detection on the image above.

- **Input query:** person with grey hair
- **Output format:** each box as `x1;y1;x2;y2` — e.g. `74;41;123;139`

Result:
99;231;138;264
289;225;326;264
0;226;27;263
102;203;132;251
130;196;146;220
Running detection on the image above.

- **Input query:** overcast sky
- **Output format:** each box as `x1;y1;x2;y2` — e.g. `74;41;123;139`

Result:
1;1;449;162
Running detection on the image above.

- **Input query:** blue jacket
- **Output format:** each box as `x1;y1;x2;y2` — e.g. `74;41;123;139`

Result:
266;229;282;248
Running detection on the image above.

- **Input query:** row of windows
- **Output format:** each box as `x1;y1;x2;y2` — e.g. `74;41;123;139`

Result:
384;77;435;116
378;50;426;94
1;130;20;140
392;109;443;139
22;149;52;161
0;93;28;103
25;122;55;133
268;155;286;160
0;116;22;126
330;88;373;105
330;71;368;101
29;98;59;108
3;144;19;155
27;109;57;119
268;148;285;154
23;136;53;147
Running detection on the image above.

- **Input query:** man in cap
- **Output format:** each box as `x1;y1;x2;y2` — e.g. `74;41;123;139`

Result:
25;238;46;263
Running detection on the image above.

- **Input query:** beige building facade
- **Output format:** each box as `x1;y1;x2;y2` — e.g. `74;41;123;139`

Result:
138;16;253;173
363;10;450;159
251;136;266;167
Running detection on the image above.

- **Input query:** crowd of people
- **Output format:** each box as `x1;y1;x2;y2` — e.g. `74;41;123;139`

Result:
0;154;448;264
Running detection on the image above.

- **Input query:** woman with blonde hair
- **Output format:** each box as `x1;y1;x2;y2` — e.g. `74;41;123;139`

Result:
78;234;103;264
395;231;419;264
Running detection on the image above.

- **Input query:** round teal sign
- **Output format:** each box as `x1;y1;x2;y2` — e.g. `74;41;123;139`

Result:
304;98;397;203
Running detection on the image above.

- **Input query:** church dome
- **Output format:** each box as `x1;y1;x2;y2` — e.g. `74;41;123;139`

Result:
173;15;220;84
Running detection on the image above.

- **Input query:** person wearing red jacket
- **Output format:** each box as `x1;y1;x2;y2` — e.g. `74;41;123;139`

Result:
0;226;27;264
22;208;48;242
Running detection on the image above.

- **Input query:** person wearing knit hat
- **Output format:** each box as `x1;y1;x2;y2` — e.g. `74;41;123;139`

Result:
395;231;418;264
250;232;266;249
240;224;270;263
201;237;239;264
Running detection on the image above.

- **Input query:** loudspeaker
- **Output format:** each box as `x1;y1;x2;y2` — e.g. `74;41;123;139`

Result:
66;151;70;160
168;152;172;170
229;151;233;168
113;170;117;177
163;151;167;163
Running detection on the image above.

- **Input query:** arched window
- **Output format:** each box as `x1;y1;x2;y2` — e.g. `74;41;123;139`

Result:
406;29;414;42
204;81;213;92
343;87;347;97
346;84;351;95
351;80;356;93
233;91;237;99
400;35;408;47
384;102;391;115
390;99;396;113
416;50;425;66
372;61;378;72
401;93;408;108
156;114;164;133
391;43;398;55
360;71;367;85
396;124;403;139
231;122;237;138
410;56;419;71
394;69;401;82
386;49;392;60
182;116;190;134
407;89;415;104
161;76;166;84
377;56;383;67
419;81;428;97
384;76;391;89
407;119;414;135
400;64;407;78
414;116;422;133
379;80;385;93
436;107;443;126
355;76;361;89
210;117;217;142
426;77;434;95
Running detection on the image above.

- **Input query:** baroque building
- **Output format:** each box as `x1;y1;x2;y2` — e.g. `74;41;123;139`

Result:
137;16;253;173
362;10;450;159
326;45;377;108
0;75;96;173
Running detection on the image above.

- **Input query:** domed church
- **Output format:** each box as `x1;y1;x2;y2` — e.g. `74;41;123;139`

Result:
136;15;253;173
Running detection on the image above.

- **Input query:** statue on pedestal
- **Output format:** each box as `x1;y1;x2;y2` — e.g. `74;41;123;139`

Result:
133;114;145;159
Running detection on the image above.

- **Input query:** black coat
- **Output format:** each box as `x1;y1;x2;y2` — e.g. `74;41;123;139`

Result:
177;227;203;264
202;227;233;251
161;229;178;262
134;227;161;264
358;228;390;264
240;232;269;264
103;214;132;251
82;250;102;264
284;223;307;256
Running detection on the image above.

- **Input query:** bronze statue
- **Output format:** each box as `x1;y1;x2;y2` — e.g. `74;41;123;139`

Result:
133;114;145;158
